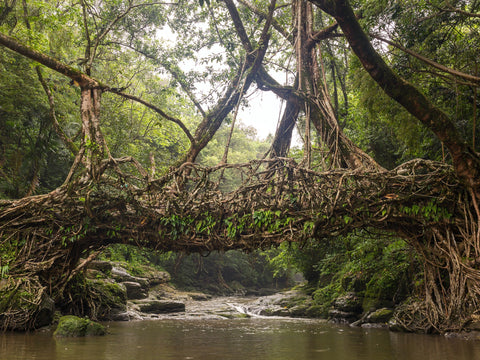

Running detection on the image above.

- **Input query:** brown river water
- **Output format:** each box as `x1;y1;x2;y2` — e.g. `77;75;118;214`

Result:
1;297;479;360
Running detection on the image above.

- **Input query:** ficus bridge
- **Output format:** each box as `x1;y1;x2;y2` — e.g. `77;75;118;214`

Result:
1;157;477;333
0;157;458;262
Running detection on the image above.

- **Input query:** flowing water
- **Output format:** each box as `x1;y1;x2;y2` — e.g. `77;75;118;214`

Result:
1;298;479;360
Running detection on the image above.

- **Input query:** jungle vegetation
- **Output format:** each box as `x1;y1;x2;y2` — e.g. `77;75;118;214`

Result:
0;0;479;334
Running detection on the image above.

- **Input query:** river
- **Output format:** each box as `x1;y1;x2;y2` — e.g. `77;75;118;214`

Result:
1;298;479;360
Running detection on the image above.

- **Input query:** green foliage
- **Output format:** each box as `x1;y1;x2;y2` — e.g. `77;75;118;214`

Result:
159;250;290;293
345;0;480;163
99;244;169;275
99;242;292;294
0;53;73;198
0;235;26;277
0;264;9;278
401;199;452;222
266;231;421;313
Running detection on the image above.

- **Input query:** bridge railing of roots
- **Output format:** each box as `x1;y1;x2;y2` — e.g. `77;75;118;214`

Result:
1;156;478;332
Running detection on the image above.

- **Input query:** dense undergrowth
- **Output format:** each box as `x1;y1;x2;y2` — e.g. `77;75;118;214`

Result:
299;231;422;316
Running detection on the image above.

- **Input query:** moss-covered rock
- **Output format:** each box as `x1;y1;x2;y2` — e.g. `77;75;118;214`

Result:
87;279;127;319
54;315;106;337
87;260;113;274
366;308;394;323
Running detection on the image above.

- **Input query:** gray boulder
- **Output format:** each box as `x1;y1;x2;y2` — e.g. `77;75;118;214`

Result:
111;266;149;288
122;281;148;300
134;300;185;314
87;260;113;273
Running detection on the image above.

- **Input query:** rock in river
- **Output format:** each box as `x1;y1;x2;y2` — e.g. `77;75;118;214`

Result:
133;300;185;314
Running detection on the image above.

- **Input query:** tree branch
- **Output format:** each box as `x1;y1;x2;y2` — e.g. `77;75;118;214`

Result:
442;2;480;18
0;32;195;144
237;0;292;43
35;67;79;155
108;89;195;144
223;0;293;100
371;33;480;85
163;63;206;117
0;32;99;87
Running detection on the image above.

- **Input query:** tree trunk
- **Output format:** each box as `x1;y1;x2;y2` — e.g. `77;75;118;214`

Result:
295;0;381;170
80;87;106;180
271;95;301;157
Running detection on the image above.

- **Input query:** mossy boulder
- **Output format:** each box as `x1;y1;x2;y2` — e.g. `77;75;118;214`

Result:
366;308;394;323
86;279;127;320
54;315;106;337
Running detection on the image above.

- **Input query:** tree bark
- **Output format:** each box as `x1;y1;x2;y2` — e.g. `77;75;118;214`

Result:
271;95;301;157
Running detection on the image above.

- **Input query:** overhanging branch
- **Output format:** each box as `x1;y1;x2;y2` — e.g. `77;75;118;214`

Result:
108;89;195;144
371;33;480;85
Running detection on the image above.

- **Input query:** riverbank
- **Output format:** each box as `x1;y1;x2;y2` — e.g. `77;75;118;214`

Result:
3;257;479;340
81;260;480;340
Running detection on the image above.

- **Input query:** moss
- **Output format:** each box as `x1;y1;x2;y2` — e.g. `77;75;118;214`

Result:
305;305;326;318
87;280;127;315
312;283;341;314
367;308;394;323
54;315;106;337
0;285;35;313
0;277;55;330
98;244;167;277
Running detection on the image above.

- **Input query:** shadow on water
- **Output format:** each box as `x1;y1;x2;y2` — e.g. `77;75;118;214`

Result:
1;317;480;360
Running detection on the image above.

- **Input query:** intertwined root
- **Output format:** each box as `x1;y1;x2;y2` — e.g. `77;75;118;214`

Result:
1;158;479;332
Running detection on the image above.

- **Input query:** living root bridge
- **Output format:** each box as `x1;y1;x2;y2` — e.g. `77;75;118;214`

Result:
1;157;479;332
0;158;459;253
0;157;466;275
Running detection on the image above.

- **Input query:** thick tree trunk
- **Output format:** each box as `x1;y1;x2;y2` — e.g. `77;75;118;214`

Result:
294;0;381;170
271;95;301;157
80;87;105;179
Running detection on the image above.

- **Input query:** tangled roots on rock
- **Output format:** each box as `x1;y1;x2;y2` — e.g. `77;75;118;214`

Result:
0;277;54;331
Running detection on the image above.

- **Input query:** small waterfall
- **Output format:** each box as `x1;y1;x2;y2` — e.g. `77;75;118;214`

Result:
227;302;265;317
